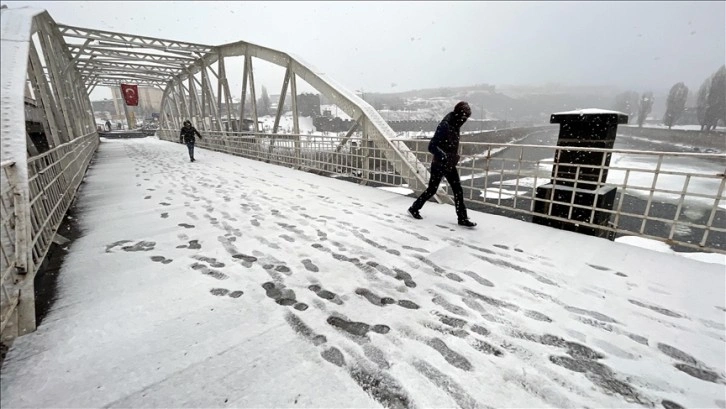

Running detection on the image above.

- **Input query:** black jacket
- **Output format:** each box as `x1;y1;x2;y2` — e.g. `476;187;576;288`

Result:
180;125;202;144
428;112;466;168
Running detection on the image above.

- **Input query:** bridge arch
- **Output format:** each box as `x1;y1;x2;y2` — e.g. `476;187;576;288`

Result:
154;41;439;200
1;5;447;339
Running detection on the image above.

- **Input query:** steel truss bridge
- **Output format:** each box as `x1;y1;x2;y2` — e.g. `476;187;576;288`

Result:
0;7;444;339
1;7;724;340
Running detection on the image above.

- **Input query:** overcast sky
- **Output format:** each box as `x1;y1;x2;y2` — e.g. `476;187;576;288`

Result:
4;1;725;100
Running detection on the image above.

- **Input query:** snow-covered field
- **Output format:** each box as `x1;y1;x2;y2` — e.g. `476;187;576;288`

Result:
620;134;723;154
255;114;316;134
626;124;726;132
1;138;724;408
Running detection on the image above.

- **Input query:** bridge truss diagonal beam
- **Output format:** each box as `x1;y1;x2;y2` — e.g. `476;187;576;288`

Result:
57;24;215;88
54;9;446;205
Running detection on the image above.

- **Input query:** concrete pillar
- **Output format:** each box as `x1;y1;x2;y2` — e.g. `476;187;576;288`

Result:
532;109;628;239
549;109;628;189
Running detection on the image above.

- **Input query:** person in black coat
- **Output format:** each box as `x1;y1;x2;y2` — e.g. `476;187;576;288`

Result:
408;102;477;227
179;120;203;162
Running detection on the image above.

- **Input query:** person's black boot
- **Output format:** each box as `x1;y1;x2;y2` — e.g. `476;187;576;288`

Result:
408;207;423;219
458;218;477;227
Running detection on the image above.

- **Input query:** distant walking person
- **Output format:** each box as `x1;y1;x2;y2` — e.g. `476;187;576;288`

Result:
408;102;477;227
179;120;203;162
105;120;112;132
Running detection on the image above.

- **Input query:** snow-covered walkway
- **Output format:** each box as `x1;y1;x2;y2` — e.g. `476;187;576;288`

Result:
1;137;724;408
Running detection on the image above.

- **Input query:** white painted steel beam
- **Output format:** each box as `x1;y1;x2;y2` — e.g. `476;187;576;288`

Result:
57;24;213;53
246;55;258;133
272;65;291;134
56;21;438;199
238;53;249;130
2;7;102;339
218;56;237;131
290;72;299;135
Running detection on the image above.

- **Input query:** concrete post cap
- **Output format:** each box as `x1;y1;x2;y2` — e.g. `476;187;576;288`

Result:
551;109;629;124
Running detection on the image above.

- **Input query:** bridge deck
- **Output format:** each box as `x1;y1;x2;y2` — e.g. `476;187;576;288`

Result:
1;137;724;408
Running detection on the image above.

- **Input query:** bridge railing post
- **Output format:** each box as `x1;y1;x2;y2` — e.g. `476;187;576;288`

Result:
532;109;628;239
360;119;370;185
1;160;34;338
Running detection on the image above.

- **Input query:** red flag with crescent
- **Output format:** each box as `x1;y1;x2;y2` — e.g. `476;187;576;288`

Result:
120;84;139;106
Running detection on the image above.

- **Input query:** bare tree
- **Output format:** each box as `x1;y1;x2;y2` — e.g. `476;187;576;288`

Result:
663;82;688;129
637;92;654;127
258;86;271;117
704;65;726;131
696;76;711;131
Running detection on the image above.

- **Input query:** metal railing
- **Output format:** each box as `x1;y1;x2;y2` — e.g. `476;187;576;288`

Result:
1;161;22;334
0;133;99;337
2;8;110;339
158;129;725;253
27;132;98;270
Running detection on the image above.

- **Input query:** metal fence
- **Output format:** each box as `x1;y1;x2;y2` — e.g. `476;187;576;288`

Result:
1;161;23;335
159;129;725;253
0;133;98;337
27;132;98;270
2;7;102;338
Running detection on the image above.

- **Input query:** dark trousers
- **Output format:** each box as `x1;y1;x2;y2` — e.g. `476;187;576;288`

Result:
411;161;468;220
186;142;195;160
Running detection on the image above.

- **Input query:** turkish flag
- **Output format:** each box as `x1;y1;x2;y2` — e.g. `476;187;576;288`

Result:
120;84;139;106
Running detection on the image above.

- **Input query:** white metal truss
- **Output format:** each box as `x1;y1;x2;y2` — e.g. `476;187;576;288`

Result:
52;21;437;205
1;8;99;339
3;5;726;344
1;4;445;340
58;25;214;88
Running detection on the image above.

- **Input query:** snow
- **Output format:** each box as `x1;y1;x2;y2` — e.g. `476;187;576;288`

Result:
1;138;724;409
378;186;415;196
553;108;629;116
615;236;725;265
622;134;723;154
458;147;509;164
459;172;490;183
256;114;315;134
395;131;436;139
626;124;726;132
